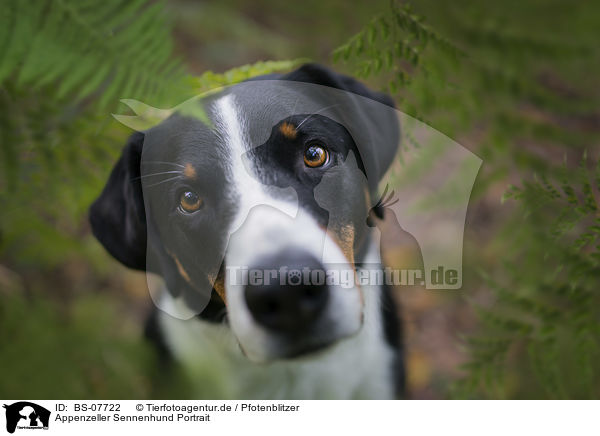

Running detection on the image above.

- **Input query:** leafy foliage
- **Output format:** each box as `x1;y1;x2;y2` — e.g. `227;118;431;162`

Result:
332;2;462;93
113;59;310;131
0;0;299;269
1;0;598;400
188;59;309;94
0;291;199;398
0;0;186;108
455;157;600;398
333;0;599;177
0;0;189;267
0;0;303;399
333;0;600;398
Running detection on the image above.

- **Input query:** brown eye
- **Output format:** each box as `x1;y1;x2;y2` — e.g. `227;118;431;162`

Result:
304;144;328;168
179;190;203;213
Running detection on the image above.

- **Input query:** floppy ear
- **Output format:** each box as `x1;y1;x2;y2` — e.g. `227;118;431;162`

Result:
89;131;147;270
282;63;400;184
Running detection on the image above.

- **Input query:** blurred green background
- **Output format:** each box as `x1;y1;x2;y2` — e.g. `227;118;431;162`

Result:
0;0;599;399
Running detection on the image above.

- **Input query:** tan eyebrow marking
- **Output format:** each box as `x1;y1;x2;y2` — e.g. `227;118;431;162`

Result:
279;122;297;139
184;163;196;179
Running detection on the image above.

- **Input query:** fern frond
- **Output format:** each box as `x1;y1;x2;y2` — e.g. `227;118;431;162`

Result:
187;59;310;94
0;0;186;108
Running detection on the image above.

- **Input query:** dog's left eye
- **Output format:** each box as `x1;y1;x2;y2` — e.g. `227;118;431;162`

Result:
304;144;329;168
179;190;203;213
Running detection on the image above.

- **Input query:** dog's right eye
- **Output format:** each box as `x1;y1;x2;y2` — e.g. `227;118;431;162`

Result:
179;190;203;213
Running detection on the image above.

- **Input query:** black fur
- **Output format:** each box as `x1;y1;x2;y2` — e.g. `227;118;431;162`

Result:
380;282;406;396
89;131;147;270
254;63;400;190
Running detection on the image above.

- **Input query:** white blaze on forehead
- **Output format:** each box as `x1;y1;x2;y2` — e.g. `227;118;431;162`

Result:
212;92;354;268
210;93;363;362
213;94;298;233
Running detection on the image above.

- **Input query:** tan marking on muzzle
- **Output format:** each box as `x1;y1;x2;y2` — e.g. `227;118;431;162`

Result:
317;222;356;265
184;163;196;179
313;223;366;324
172;255;192;283
208;271;227;304
331;223;356;266
279;122;297;139
168;250;227;304
321;222;364;308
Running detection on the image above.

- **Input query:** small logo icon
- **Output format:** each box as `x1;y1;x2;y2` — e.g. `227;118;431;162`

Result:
3;402;50;434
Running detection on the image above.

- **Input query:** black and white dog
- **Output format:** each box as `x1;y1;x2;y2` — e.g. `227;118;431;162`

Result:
90;64;404;399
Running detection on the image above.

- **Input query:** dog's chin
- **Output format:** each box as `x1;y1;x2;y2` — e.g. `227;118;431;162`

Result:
238;325;363;364
240;340;335;364
269;339;336;362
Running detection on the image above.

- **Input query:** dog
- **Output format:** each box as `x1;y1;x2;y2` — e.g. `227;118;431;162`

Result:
89;63;405;399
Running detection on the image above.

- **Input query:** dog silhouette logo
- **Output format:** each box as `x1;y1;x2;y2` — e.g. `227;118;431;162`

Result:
3;402;50;434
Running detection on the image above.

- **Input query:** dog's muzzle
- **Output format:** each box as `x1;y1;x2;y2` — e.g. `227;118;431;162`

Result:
244;249;329;336
225;204;363;361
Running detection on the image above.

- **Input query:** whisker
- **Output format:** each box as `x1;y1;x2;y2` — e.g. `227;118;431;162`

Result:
375;184;390;207
131;171;183;181
384;198;399;208
384;189;396;204
290;97;300;115
142;161;185;168
296;104;340;130
144;175;184;188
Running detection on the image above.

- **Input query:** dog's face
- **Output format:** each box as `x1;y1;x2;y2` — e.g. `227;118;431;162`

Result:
90;64;399;362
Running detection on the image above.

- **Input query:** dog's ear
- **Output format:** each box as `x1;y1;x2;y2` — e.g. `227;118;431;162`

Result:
283;63;396;109
282;63;400;184
89;131;147;270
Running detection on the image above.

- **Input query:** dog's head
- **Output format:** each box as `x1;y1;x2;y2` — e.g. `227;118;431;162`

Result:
90;64;399;362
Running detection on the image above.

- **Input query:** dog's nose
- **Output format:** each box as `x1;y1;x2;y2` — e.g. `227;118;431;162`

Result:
244;250;329;335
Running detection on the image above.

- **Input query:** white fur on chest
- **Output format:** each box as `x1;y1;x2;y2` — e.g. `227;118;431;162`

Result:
158;279;396;400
